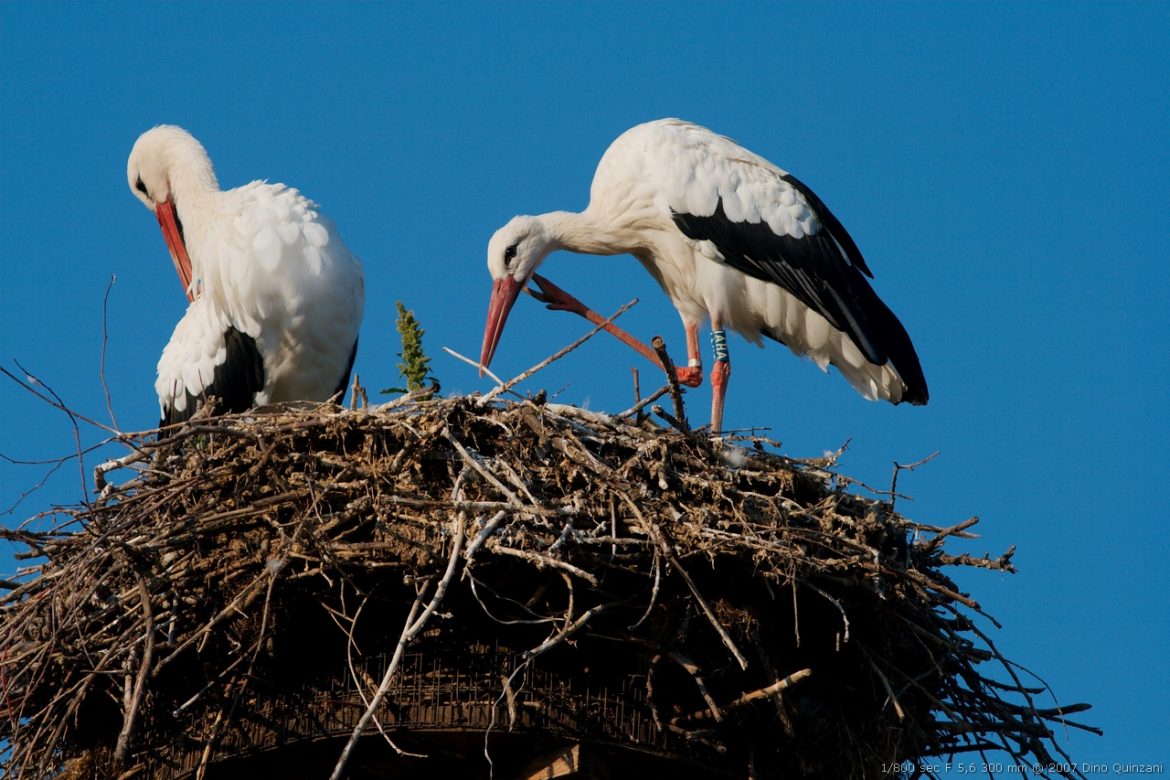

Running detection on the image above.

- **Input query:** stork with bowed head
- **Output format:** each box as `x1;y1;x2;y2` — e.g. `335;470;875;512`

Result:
480;118;928;435
128;125;365;428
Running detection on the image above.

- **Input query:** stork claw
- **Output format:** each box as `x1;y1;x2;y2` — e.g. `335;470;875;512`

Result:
676;366;704;388
528;274;589;316
526;274;670;377
525;281;552;304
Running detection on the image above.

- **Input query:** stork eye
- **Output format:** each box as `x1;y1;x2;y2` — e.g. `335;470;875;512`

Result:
135;176;149;197
503;244;518;267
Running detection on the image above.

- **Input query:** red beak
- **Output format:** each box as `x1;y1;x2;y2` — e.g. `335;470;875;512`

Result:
480;276;523;374
155;196;195;302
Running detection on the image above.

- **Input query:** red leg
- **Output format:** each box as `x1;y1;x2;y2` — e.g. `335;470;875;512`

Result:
709;323;731;436
675;322;703;388
531;274;696;386
710;360;730;436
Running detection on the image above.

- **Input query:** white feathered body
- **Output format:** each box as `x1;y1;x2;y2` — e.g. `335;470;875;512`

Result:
579;119;917;403
156;180;364;419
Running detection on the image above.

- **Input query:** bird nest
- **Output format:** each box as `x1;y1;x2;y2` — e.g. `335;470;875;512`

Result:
0;393;1094;779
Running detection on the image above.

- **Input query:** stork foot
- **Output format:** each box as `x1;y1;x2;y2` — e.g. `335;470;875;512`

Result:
529;273;672;374
676;365;703;388
529;274;588;316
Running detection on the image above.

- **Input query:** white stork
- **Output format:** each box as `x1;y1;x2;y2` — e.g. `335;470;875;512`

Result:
480;118;927;434
127;125;364;428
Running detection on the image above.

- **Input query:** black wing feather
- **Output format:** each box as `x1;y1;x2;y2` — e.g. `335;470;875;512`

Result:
331;337;359;400
160;326;266;428
671;191;928;404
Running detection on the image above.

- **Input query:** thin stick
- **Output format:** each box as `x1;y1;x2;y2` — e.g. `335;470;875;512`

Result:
919;516;982;553
530;274;662;369
652;404;689;435
442;346;507;387
628;546;662;630
618;384;670;419
328;508;467;780
489;544;599;586
2;363;121;436
889;450;940;516
8;362;94;512
805;582;850;644
652;336;689;430
675;668;813;724
370;384;442;413
100;273;121;432
669;652;723;722
477;299;638;406
114;576;154;764
95;449;152;497
443;428;523;508
865;653;906;721
464;509;509;562
348;373;367;410
620;493;747;670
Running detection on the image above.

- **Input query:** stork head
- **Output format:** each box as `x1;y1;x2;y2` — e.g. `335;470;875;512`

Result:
127;125;217;302
480;215;557;372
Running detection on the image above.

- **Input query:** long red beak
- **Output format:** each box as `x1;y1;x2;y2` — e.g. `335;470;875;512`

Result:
480;276;523;374
156;197;195;302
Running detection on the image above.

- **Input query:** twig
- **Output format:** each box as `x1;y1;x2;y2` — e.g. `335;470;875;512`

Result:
652;404;690;434
628;546;662;630
865;653;905;721
100;273;121;432
2;363;121;436
442;428;523;508
488;544;599;586
668;652;723;722
889;450;940;516
805;582;850;645
917;515;981;552
464;509;509;562
652;336;689;431
675;669;813;725
114;576;154;764
95;449;153;497
348;373;367;410
8;362;94;512
441;346;507;387
619;384;671;419
620;493;748;670
328;505;467;780
370;384;440;413
477;298;639;406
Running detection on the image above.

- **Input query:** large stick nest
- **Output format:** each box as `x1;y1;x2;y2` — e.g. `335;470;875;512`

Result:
1;394;1093;779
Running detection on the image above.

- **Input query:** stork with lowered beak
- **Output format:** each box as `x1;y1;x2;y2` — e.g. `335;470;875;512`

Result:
480;118;927;434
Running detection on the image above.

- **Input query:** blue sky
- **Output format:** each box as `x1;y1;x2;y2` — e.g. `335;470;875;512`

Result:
1;1;1167;773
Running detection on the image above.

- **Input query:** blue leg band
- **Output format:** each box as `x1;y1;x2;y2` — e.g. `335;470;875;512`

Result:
711;329;729;364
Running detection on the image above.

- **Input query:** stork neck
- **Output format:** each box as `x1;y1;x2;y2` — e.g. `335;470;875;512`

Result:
170;168;219;208
167;151;220;283
166;144;220;213
540;210;631;257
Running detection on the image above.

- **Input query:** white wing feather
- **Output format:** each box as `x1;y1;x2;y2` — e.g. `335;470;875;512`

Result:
156;299;232;417
161;180;363;416
589;119;910;403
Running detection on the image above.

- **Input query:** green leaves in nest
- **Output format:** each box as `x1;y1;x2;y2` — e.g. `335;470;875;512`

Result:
383;301;437;395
